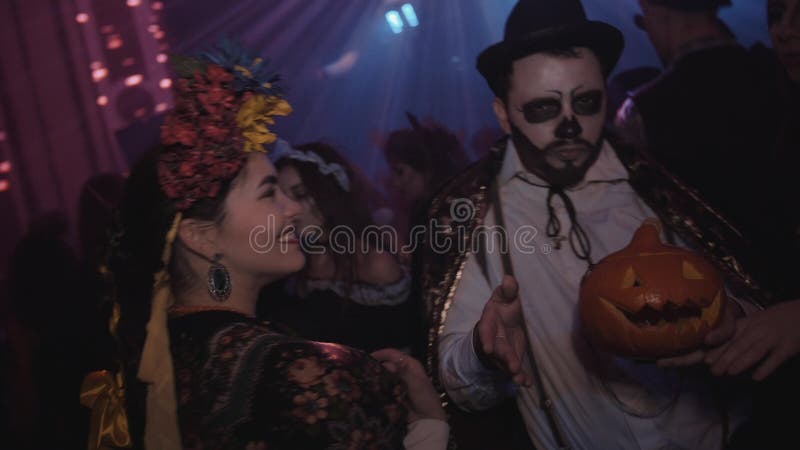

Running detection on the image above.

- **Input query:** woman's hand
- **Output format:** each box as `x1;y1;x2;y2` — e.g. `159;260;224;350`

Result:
371;348;446;422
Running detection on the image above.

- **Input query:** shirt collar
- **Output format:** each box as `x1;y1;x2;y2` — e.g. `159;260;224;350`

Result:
498;138;629;191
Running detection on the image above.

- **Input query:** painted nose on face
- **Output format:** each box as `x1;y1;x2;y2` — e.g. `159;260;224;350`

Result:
555;116;583;139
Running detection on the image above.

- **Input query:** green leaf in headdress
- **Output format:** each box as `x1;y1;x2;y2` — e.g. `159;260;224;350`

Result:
169;54;208;78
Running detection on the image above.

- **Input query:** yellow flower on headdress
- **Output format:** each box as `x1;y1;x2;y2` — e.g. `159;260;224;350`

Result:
236;94;292;153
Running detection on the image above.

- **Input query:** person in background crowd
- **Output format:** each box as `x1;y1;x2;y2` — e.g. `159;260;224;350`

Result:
707;1;800;447
605;66;660;125
615;0;781;242
4;214;90;450
384;114;470;235
258;140;415;353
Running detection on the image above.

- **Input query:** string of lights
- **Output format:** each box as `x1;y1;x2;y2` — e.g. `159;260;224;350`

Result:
74;0;172;130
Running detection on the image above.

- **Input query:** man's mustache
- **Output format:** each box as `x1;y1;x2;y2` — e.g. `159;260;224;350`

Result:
543;139;595;152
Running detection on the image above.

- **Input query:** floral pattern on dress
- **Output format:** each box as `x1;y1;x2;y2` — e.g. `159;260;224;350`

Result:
169;311;408;450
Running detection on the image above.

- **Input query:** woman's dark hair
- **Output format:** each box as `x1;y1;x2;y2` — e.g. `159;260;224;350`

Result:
274;142;377;289
111;145;239;447
383;119;469;221
383;120;468;188
78;173;126;268
112;146;236;321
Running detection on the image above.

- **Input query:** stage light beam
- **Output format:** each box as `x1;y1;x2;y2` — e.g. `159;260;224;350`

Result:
385;11;404;34
401;4;419;27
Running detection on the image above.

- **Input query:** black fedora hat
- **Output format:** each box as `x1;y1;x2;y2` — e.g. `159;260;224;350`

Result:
477;0;624;92
634;0;732;30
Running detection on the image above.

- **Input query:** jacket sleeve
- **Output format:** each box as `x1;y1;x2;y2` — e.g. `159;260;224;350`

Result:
438;252;516;412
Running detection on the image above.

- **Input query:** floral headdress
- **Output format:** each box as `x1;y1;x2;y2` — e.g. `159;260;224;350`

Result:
158;39;291;211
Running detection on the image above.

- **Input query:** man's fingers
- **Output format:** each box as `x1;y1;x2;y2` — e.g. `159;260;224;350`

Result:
704;341;730;364
492;275;518;304
727;340;771;376
753;348;790;381
493;339;521;374
705;311;738;346
709;329;766;375
478;320;497;355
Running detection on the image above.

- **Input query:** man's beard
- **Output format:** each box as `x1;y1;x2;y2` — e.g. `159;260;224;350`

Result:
509;123;603;189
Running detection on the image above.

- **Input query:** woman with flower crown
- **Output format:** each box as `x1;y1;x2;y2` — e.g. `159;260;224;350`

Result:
88;43;448;450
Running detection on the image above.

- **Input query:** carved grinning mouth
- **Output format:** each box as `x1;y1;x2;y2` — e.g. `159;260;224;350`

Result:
600;291;722;329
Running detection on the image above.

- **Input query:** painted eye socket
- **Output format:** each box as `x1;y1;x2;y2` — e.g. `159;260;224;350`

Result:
572;91;603;116
621;267;643;289
682;261;705;280
520;98;562;123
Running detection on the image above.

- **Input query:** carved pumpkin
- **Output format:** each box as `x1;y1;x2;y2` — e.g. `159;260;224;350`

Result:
579;219;726;359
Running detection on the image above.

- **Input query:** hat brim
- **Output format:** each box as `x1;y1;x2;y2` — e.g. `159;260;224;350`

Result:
477;21;624;89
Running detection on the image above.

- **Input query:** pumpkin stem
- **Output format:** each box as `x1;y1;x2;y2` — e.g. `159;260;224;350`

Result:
630;219;663;249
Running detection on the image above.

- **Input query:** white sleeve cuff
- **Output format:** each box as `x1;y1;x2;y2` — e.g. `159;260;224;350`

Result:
404;418;450;450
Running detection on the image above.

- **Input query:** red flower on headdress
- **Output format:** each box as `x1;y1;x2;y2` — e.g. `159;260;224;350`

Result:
200;118;231;143
162;116;198;147
206;64;234;84
156;49;288;211
194;65;236;116
158;146;246;211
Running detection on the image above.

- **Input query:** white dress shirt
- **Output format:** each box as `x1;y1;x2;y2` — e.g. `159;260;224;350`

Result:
438;139;748;450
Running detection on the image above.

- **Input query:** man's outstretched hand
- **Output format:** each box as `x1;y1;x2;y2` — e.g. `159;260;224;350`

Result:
474;275;533;387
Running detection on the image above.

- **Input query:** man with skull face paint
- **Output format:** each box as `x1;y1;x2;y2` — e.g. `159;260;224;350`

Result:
418;1;763;449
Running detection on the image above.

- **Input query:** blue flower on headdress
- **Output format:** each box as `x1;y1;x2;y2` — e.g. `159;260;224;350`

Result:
197;38;282;96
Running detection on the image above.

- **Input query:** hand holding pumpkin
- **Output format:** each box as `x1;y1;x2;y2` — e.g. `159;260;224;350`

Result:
474;275;533;387
703;299;800;381
656;298;739;368
579;220;726;360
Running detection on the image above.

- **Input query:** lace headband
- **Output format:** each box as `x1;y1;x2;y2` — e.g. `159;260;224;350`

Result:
271;139;351;192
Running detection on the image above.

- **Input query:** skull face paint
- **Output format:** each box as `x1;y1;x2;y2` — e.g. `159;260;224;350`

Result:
499;48;607;188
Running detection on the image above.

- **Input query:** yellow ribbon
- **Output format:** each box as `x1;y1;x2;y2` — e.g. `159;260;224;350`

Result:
81;261;131;448
138;212;183;450
80;370;132;449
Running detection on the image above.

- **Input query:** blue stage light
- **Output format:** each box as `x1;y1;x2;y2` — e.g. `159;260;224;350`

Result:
401;4;419;27
385;11;404;34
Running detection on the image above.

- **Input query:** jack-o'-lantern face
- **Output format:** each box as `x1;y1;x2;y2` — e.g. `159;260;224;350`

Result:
579;219;726;359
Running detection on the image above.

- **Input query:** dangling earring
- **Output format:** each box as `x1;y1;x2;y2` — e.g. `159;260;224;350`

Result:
207;253;231;302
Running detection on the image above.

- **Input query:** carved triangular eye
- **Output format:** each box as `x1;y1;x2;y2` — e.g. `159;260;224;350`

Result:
683;261;705;280
621;267;641;288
